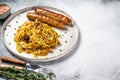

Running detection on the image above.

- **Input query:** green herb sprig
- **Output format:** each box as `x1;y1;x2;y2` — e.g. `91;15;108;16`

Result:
0;67;55;80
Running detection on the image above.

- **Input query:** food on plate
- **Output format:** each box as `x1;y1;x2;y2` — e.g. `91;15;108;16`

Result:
27;7;73;29
14;20;60;57
0;4;9;15
34;7;72;26
1;56;26;65
27;12;66;29
0;66;55;80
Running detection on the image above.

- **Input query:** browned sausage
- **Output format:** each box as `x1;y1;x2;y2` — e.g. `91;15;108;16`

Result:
27;12;66;29
1;56;26;65
34;7;72;26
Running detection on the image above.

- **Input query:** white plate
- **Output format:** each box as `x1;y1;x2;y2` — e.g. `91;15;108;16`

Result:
1;6;80;62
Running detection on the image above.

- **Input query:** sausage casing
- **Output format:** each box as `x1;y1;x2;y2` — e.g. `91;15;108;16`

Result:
34;7;72;26
27;12;66;29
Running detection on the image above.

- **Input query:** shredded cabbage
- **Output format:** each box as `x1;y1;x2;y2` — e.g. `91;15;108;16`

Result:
14;20;60;58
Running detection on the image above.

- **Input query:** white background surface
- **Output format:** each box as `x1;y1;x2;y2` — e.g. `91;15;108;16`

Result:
0;0;120;80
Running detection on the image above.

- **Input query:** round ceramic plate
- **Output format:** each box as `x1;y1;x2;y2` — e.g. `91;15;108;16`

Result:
1;6;80;62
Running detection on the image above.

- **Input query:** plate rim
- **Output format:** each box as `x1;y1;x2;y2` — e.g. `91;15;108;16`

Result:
1;6;80;62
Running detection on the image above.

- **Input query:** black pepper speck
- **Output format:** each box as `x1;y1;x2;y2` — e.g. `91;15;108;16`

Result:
59;49;62;52
9;43;11;45
16;21;18;23
65;41;67;43
8;25;11;27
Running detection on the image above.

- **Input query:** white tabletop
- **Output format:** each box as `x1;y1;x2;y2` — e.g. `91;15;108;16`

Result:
0;0;120;80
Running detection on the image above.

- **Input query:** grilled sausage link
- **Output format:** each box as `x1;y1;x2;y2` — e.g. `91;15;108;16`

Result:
34;7;72;26
27;12;66;29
